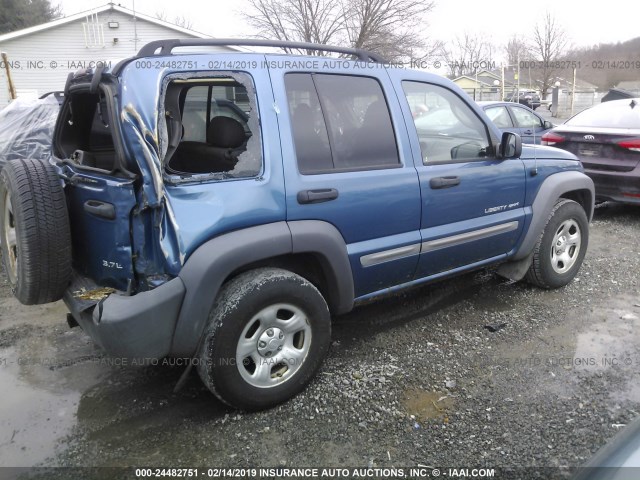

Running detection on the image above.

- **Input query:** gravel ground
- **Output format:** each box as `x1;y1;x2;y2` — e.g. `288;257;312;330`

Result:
0;202;639;480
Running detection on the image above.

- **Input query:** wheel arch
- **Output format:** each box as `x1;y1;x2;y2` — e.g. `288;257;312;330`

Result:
171;220;354;356
512;170;594;262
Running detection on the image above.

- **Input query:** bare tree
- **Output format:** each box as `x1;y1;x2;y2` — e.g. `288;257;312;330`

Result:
504;35;531;66
440;33;494;77
155;11;194;30
243;0;436;60
243;0;343;54
530;12;569;99
344;0;436;61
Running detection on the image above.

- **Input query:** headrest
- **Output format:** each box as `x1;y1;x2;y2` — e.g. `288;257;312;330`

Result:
206;116;245;148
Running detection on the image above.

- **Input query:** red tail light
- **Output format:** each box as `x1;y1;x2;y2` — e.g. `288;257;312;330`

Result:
618;138;640;152
541;132;565;146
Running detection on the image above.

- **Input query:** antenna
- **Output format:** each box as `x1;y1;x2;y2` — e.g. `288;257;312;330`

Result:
532;109;538;176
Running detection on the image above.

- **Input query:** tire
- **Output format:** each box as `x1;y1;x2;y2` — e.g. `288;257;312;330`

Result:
197;268;331;410
0;159;72;304
525;199;588;289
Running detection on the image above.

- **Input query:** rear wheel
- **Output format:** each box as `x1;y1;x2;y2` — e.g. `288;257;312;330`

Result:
0;159;71;304
197;268;331;410
526;199;588;289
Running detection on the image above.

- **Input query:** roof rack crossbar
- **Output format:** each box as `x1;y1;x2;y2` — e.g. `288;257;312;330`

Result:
136;38;387;63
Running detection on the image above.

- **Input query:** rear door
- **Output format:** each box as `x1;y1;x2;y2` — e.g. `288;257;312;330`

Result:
54;85;137;291
272;68;422;298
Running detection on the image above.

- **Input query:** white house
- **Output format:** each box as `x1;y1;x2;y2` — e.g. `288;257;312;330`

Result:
0;3;236;107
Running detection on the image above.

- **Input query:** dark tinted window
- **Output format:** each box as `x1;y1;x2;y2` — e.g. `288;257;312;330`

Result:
284;74;333;174
285;73;400;174
566;99;640;129
313;74;399;170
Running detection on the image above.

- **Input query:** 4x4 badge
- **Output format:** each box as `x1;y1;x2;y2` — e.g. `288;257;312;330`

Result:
583;135;595;140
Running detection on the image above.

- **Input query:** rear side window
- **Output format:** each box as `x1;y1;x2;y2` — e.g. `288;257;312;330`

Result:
285;73;400;174
284;74;333;174
164;74;261;179
485;106;514;128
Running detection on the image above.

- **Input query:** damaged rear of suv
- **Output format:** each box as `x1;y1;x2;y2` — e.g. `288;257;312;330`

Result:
0;39;595;411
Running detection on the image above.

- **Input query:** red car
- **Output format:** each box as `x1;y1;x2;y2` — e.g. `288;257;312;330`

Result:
542;98;640;204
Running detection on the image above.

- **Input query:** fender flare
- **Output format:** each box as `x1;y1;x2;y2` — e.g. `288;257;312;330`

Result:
513;170;594;261
170;220;354;356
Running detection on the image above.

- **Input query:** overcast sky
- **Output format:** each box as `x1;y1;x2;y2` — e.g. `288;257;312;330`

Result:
57;0;639;54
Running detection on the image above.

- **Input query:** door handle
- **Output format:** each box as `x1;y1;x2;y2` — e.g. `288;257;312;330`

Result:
430;176;460;189
524;130;533;134
297;188;339;204
84;200;116;220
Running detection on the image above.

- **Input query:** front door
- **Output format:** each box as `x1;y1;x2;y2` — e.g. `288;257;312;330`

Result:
394;77;527;278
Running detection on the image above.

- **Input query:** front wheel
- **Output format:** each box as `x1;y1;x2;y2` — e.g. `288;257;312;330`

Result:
197;268;331;410
526;199;589;289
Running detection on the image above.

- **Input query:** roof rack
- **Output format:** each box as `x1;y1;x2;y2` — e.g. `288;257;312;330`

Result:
136;38;387;63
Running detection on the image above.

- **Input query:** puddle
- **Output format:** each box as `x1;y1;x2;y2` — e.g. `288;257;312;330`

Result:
0;325;110;467
573;304;640;373
0;346;80;467
403;388;455;423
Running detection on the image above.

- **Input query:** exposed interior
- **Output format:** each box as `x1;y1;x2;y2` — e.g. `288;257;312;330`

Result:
55;91;118;172
164;77;259;177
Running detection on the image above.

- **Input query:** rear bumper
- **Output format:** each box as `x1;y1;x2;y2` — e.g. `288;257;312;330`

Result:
63;274;185;360
585;167;640;204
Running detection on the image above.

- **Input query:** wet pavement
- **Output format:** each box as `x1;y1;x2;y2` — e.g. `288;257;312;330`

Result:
0;202;639;479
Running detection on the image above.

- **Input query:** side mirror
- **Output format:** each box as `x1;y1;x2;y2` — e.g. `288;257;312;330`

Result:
497;131;522;159
544;120;554;129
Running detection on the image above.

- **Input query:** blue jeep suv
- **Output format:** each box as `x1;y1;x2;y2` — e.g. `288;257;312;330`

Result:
0;39;594;410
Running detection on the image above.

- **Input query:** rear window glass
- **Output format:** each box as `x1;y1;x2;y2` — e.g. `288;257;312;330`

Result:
566;99;640;129
284;73;400;174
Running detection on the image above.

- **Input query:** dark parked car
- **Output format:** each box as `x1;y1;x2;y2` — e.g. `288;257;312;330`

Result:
504;90;541;110
478;101;554;144
542;98;640;204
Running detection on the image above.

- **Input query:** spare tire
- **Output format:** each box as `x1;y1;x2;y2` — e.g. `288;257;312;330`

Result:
0;159;71;304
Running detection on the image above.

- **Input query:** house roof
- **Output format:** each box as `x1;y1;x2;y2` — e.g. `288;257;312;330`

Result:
0;3;212;43
551;77;598;90
452;75;495;87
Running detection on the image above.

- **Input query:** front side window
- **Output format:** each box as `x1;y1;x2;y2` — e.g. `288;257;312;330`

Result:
164;74;260;179
403;81;490;164
511;106;542;128
285;73;400;174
